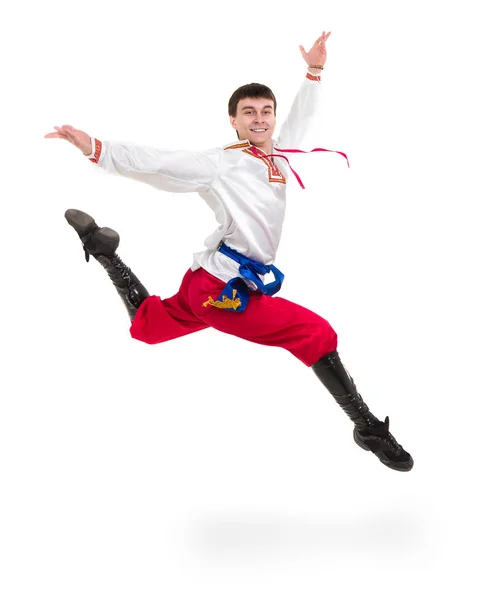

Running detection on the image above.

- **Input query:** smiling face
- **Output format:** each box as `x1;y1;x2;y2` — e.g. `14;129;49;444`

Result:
230;97;277;153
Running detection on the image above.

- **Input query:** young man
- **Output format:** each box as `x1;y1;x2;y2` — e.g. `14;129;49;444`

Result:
45;32;413;472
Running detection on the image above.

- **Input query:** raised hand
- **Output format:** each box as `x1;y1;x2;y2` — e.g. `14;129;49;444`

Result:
299;31;331;68
44;125;92;155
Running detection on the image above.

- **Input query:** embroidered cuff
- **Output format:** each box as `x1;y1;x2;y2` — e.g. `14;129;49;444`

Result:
306;72;321;82
85;137;102;163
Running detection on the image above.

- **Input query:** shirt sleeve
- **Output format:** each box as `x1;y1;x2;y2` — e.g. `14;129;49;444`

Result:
275;71;322;149
87;138;223;194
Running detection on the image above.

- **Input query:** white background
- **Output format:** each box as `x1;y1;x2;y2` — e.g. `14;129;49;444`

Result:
1;0;478;598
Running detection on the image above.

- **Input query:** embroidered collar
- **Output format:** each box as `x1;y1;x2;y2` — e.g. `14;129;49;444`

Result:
223;140;349;189
223;139;277;152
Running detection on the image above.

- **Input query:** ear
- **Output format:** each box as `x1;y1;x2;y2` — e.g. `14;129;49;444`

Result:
229;115;237;130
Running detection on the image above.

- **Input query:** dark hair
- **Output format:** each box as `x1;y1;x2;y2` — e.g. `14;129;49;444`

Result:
228;83;277;117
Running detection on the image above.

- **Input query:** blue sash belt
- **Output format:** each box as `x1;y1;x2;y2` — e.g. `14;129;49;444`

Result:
209;243;284;312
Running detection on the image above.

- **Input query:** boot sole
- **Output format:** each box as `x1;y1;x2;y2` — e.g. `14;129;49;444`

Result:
65;209;97;236
353;428;414;472
65;209;120;255
65;208;98;237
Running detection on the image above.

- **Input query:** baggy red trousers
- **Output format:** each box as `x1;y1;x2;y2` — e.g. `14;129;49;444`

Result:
129;267;337;367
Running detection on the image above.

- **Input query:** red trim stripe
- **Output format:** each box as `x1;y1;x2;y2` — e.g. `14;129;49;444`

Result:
225;142;251;150
89;139;102;163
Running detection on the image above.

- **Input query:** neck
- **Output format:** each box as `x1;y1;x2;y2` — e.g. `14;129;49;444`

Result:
253;140;273;155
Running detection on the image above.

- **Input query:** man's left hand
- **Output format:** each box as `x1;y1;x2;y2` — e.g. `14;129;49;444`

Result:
299;31;331;68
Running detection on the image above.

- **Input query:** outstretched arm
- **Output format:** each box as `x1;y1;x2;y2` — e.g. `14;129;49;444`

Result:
44;125;222;194
275;31;331;149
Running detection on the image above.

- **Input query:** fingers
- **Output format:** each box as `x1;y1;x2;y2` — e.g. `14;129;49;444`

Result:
302;31;331;56
44;125;78;144
44;127;68;139
315;31;331;45
57;125;78;144
56;125;74;136
44;132;67;139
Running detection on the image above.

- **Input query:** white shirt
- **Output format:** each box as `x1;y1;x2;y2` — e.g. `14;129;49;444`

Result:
87;72;322;286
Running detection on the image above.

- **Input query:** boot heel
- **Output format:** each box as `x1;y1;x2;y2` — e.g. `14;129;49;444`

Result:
93;227;120;254
353;428;371;451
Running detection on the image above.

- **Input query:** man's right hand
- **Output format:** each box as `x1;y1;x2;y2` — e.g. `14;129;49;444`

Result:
44;125;92;155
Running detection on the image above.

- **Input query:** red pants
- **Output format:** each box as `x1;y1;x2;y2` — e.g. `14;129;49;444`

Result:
130;268;337;367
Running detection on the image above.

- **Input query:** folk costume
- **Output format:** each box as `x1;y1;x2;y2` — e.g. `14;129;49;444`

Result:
65;69;413;471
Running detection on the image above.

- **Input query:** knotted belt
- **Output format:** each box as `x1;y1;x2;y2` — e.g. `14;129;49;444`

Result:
202;243;284;312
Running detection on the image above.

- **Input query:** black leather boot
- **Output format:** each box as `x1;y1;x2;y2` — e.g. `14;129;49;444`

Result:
65;209;150;321
311;350;413;472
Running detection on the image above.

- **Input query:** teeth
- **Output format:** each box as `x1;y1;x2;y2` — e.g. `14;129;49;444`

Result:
252;129;266;132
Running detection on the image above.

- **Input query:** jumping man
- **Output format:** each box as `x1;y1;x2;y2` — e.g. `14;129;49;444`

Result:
45;32;414;471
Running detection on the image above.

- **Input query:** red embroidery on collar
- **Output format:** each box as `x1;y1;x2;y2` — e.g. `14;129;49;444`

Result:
242;146;286;184
254;147;350;190
225;142;251;150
